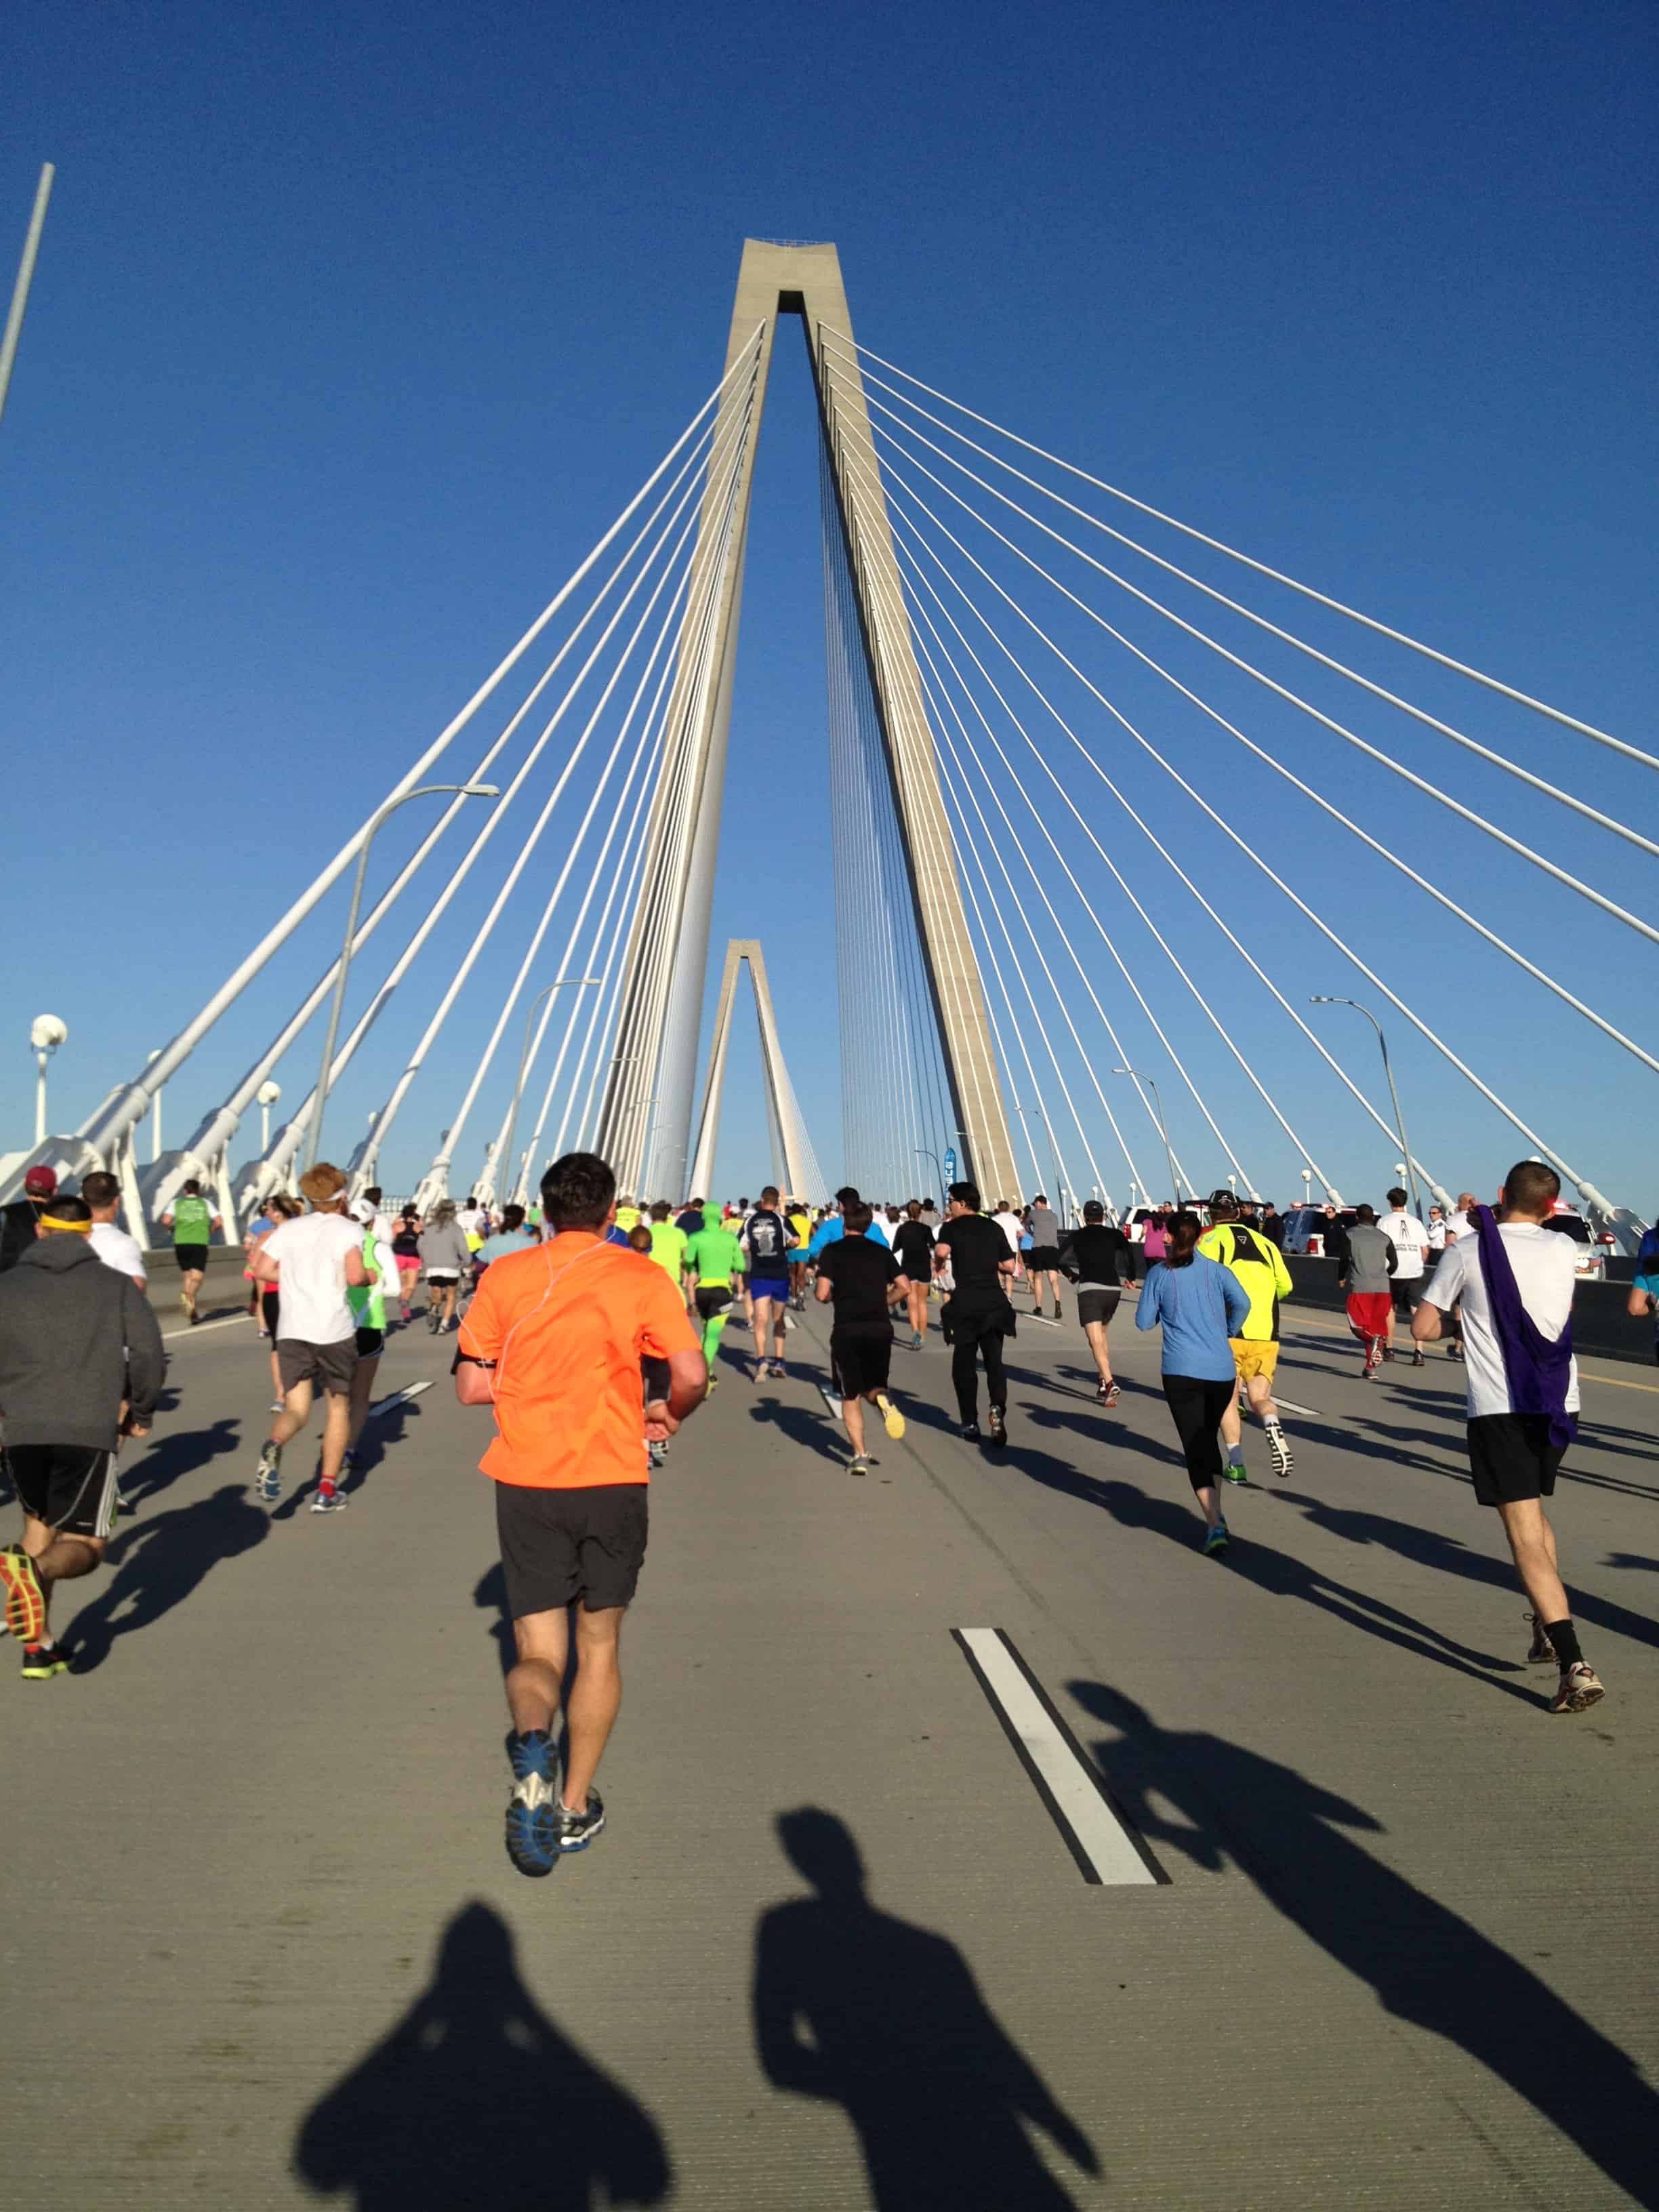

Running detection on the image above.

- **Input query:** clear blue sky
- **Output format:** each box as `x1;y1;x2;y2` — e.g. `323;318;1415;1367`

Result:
4;0;1655;1212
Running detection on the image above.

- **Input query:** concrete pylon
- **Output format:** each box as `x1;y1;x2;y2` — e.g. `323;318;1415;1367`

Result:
596;239;1019;1205
687;940;821;1202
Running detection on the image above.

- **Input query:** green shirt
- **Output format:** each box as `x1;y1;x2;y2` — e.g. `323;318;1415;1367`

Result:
686;1225;744;1287
648;1223;688;1280
171;1193;213;1247
347;1231;388;1332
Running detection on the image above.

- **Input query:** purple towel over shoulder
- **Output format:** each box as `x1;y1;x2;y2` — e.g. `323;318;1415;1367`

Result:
1471;1204;1577;1452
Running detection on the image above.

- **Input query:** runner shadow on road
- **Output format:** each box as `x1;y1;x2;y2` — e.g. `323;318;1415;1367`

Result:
65;1482;270;1671
753;1807;1098;2209
1282;1491;1659;1657
293;1901;671;2210
1071;1683;1659;2210
748;1398;846;1467
121;1416;241;1509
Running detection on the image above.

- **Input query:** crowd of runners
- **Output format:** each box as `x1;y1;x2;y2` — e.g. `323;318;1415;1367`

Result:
0;1139;1643;1875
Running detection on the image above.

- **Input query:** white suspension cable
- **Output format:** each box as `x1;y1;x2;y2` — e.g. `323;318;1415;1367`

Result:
871;443;1613;1210
825;341;1659;863
77;329;768;1176
819;330;1658;773
863;409;1659;954
879;478;1417;1198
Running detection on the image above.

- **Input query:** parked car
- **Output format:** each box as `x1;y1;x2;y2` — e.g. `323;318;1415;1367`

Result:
1280;1206;1359;1256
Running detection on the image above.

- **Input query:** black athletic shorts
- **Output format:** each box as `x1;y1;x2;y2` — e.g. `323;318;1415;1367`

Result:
354;1325;384;1358
277;1336;357;1397
1467;1412;1565;1507
694;1285;732;1318
831;1327;893;1399
3;1443;119;1539
173;1244;209;1273
1026;1246;1061;1273
494;1481;649;1616
1076;1287;1122;1328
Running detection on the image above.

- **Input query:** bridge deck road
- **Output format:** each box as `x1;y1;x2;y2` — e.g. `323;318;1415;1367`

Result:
7;1284;1658;2208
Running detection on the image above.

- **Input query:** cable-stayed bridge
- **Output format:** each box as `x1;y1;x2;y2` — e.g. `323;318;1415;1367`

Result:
5;238;1652;1245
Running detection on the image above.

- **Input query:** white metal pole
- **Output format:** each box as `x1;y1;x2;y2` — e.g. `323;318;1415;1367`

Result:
34;1051;47;1144
146;1049;163;1163
0;163;54;432
304;783;496;1174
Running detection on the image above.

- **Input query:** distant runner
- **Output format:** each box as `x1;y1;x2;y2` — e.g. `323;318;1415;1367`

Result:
743;1186;795;1380
935;1183;1017;1445
1058;1201;1134;1405
1135;1211;1250;1556
684;1212;746;1386
815;1203;907;1475
1376;1187;1431;1368
249;1164;369;1515
162;1177;221;1325
891;1201;936;1350
1198;1191;1294;1479
1024;1194;1065;1323
1340;1206;1397;1378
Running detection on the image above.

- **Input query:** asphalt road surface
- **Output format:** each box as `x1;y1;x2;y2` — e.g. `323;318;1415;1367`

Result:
6;1283;1657;2208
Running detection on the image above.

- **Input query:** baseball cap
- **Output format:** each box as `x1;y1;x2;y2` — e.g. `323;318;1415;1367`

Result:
349;1197;375;1225
23;1165;58;1197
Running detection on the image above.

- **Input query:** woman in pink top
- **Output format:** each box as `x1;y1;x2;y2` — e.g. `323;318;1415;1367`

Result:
1142;1212;1172;1263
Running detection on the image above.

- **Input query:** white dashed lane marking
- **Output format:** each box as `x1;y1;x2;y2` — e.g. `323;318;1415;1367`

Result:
954;1629;1165;1887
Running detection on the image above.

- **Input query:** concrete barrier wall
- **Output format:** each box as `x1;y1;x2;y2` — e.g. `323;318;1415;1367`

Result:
1282;1254;1655;1368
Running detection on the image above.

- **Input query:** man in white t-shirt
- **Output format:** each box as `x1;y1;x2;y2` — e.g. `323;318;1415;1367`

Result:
992;1205;1025;1279
1415;1159;1603;1714
1377;1187;1431;1366
249;1162;368;1517
81;1170;147;1289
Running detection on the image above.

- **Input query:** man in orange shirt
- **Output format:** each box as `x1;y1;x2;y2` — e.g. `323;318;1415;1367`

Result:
457;1151;707;1878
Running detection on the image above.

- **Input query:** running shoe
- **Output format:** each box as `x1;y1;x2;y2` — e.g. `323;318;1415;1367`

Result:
1411;1349;1426;1368
1446;1342;1465;1362
769;1359;787;1379
179;1290;191;1319
1381;1344;1395;1361
1221;1459;1250;1485
1525;1614;1557;1666
253;1441;282;1502
554;1789;606;1852
20;1641;71;1681
961;1421;981;1443
911;1330;924;1351
427;1308;442;1334
876;1393;905;1440
1103;1381;1121;1410
1550;1662;1605;1715
0;1544;47;1644
1265;1422;1293;1479
1203;1519;1231;1557
987;1405;1006;1444
310;1488;348;1515
269;1400;285;1414
647;1440;668;1471
505;1729;561;1877
849;1454;871;1477
341;1447;357;1473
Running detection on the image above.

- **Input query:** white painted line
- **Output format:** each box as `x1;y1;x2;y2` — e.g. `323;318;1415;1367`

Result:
954;1629;1163;1886
1273;1396;1325;1420
160;1315;248;1343
369;1380;434;1420
818;1382;844;1416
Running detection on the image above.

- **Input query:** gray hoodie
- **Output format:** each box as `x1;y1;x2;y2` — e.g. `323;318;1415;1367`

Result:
0;1233;166;1449
1341;1223;1398;1297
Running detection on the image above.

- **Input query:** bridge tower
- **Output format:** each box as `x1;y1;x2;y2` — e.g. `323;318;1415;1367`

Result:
595;239;1020;1204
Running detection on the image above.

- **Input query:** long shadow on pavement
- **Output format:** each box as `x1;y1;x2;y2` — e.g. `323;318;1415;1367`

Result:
121;1416;241;1509
1281;1490;1659;1658
293;1901;671;2210
65;1482;270;1671
1071;1682;1659;2209
749;1397;846;1467
474;1562;514;1680
994;1437;1536;1702
753;1807;1098;2209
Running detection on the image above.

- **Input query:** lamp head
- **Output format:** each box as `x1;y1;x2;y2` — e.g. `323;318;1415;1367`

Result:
30;1014;67;1053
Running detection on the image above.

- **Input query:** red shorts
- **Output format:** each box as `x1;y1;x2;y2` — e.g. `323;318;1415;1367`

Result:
1347;1292;1394;1339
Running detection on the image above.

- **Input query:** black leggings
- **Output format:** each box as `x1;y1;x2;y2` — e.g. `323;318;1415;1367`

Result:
1162;1373;1235;1493
951;1330;1006;1422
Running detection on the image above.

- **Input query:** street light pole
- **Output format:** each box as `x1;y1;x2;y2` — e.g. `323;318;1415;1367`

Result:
1310;996;1422;1221
303;781;497;1174
0;164;54;433
500;977;600;1207
30;1014;66;1145
1113;1067;1177;1206
257;1079;282;1154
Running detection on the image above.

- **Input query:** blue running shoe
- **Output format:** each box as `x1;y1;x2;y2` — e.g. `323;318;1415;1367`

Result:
506;1729;560;1877
1204;1518;1231;1557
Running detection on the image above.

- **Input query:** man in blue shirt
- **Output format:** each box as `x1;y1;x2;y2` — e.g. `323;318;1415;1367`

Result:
807;1186;890;1263
1627;1223;1659;1361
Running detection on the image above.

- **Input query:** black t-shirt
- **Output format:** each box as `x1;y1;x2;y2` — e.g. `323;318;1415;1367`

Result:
892;1219;935;1278
936;1212;1010;1298
744;1208;794;1278
817;1235;901;1334
1059;1223;1133;1286
0;1199;41;1273
675;1207;703;1237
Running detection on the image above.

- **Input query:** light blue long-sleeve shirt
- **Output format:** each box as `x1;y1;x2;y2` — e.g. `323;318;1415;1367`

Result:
1134;1252;1250;1379
806;1215;888;1263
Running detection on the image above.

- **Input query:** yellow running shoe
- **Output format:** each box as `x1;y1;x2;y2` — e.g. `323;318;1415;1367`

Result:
876;1393;905;1441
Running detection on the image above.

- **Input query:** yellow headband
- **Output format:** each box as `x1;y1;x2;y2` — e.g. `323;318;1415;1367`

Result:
40;1214;92;1235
